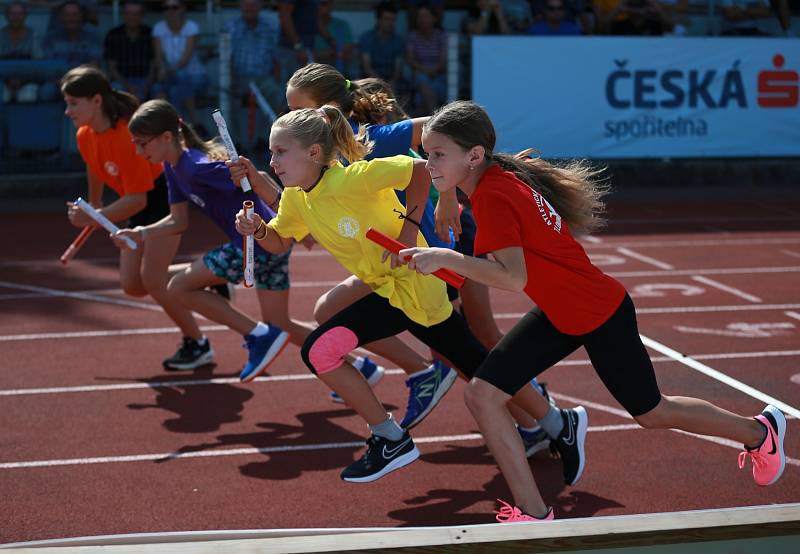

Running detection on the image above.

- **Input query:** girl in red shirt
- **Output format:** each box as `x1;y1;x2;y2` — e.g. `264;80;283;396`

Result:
402;100;787;522
61;65;211;371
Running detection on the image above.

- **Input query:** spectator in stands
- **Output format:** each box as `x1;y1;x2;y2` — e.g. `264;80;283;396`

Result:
1;1;39;103
359;2;406;92
719;0;774;35
406;3;447;115
655;0;688;35
277;0;319;82
501;0;534;32
31;0;98;35
406;0;444;30
104;0;156;101
314;0;355;75
463;0;512;35
152;0;209;129
40;0;102;100
530;0;592;33
528;0;582;34
225;0;282;151
603;0;669;35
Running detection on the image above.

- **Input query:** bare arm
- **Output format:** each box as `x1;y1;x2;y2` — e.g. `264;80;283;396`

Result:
395;159;432;252
113;201;189;249
409;116;429;149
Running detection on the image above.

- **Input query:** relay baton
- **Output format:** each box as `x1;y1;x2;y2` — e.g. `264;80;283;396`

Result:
365;228;465;289
74;198;137;250
212;109;251;192
242;200;256;288
60;225;96;264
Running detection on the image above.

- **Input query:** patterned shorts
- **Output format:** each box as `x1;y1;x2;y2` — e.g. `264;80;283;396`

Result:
203;241;291;290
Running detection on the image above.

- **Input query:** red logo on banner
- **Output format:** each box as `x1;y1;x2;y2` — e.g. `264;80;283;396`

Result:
758;54;798;108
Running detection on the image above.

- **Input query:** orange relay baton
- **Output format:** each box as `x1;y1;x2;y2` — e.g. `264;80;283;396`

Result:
60;225;96;265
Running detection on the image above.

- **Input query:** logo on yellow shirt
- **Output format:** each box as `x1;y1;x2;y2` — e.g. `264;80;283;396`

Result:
337;216;360;238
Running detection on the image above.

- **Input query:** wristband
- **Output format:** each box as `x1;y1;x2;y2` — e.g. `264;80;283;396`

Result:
254;219;267;240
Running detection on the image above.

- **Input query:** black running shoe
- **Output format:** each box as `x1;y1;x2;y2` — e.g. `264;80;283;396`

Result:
550;407;588;485
162;337;215;370
340;432;420;483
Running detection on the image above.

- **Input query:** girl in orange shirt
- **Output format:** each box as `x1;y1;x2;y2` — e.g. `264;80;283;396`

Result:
61;65;212;371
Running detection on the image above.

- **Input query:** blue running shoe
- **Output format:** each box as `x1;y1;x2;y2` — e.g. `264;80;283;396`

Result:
331;356;385;403
518;425;551;457
239;325;290;382
399;359;457;429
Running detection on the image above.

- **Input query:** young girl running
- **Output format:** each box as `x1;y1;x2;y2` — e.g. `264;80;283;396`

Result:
61;65;209;371
113;99;369;382
400;100;787;521
232;105;570;483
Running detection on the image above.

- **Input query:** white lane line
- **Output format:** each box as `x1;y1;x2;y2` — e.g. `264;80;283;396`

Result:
639;334;800;419
4;350;800;397
690;275;762;303
494;303;800;321
584;237;800;249
609;266;800;278
0;281;163;312
785;311;800;322
0;425;641;470
582;235;603;244
0;325;229;342
616;247;674;270
780;249;800;260
551;392;800;467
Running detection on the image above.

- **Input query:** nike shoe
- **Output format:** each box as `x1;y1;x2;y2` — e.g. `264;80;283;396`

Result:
162;337;214;370
331;356;385;403
239;325;290;382
518;425;551;457
494;499;555;523
340;432;420;483
738;405;786;486
550;406;588;486
399;360;457;429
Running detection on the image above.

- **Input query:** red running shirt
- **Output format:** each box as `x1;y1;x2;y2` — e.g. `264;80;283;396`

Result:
471;165;625;335
76;121;163;197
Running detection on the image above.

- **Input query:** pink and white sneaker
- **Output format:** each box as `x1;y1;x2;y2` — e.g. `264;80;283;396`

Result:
494;499;555;523
738;405;786;486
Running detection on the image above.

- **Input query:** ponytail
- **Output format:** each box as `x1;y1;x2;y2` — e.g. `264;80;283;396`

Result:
60;65;139;127
425;100;609;236
273;104;373;166
129;99;227;161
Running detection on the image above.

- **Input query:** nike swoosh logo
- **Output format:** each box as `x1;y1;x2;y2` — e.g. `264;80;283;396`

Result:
382;438;412;459
563;415;575;446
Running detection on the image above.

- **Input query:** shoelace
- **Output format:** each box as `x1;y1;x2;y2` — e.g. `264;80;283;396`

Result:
738;449;767;470
494;499;523;523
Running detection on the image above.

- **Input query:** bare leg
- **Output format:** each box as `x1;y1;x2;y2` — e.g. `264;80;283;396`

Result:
636;395;765;447
465;378;549;517
318;362;392;424
315;276;429;373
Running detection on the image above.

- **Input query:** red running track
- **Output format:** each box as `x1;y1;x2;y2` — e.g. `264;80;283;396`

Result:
1;198;799;544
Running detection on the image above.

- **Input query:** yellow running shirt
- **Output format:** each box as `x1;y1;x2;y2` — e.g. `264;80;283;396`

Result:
268;155;452;327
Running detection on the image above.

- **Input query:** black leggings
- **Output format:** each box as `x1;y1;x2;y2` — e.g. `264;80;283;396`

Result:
474;294;662;417
300;292;488;378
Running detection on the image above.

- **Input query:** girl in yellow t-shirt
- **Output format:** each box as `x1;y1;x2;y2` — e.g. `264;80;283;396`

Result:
230;105;554;484
61;65;210;371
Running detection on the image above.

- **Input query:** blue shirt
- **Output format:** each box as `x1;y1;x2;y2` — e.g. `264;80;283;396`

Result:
349;118;455;249
527;20;582;35
165;149;275;256
226;16;279;78
358;29;405;81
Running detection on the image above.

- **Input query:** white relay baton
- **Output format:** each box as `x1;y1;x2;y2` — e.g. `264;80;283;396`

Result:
242;200;256;288
74;198;137;250
212;109;251;192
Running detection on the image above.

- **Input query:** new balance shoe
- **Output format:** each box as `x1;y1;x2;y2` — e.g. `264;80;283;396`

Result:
518;425;551;457
162;337;214;370
738;405;786;486
532;380;556;407
494;499;554;523
550;406;588;486
331;356;385;403
239;325;290;382
340;432;420;483
399;359;457;429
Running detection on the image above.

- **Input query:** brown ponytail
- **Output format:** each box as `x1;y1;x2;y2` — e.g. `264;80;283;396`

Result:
129;99;227;161
272;105;373;166
60;65;139;127
425;101;609;235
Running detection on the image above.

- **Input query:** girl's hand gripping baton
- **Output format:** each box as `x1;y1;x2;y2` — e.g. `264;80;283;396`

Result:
74;198;137;250
212;109;251;192
242;201;256;288
365;228;465;289
60;225;96;264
